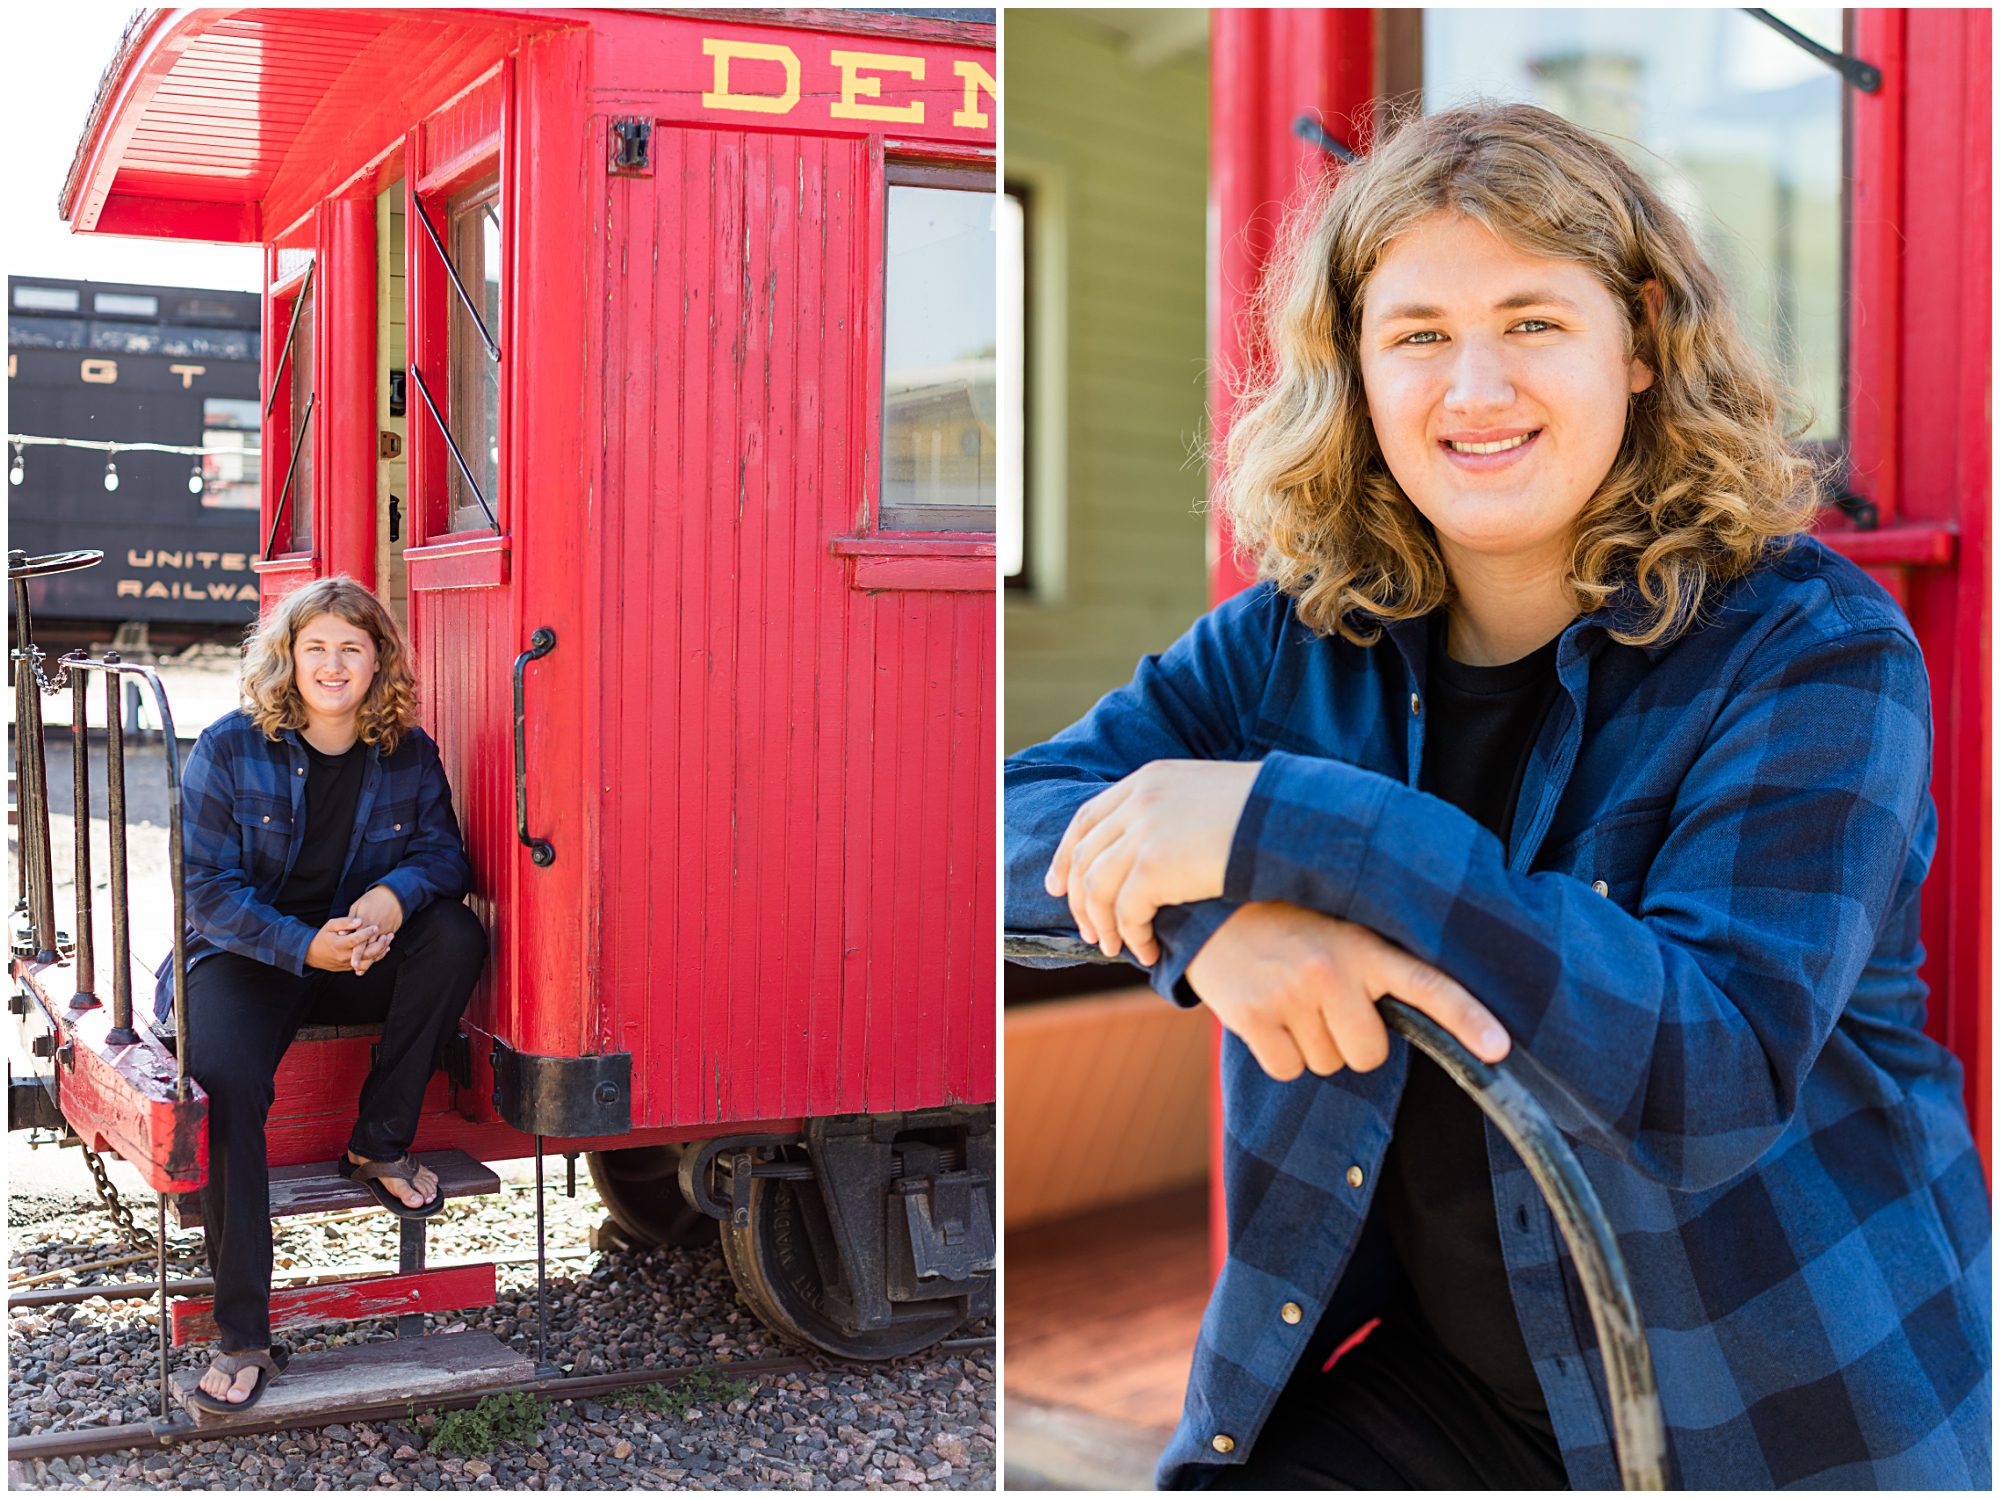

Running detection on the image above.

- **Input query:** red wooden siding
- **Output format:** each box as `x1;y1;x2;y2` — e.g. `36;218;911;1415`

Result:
597;123;995;1128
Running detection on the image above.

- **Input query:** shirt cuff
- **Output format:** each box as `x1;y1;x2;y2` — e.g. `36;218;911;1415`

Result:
1150;899;1242;1008
1222;750;1392;917
277;917;317;976
374;869;430;926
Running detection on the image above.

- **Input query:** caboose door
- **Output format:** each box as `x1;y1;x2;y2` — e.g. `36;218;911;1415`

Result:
397;65;588;1122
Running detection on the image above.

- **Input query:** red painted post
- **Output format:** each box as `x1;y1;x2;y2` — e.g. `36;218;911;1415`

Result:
1208;8;1375;608
1207;7;1377;1273
1884;7;1990;1172
325;197;378;588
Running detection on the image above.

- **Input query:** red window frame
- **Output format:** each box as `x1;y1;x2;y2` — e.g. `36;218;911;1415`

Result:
866;140;997;540
405;61;512;592
256;243;320;587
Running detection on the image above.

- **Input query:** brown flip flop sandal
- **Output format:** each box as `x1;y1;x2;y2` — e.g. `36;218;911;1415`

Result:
190;1343;291;1413
339;1153;445;1220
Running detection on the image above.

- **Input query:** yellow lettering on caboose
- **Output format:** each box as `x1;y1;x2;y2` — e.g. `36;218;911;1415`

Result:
702;39;800;115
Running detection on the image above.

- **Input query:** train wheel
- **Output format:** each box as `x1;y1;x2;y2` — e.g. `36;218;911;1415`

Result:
586;1145;715;1249
720;1160;964;1361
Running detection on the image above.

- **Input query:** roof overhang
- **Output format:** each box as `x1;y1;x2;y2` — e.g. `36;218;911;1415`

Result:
61;8;570;246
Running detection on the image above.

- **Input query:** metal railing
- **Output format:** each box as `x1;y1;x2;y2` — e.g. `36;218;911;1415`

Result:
1004;932;1669;1491
9;550;192;1073
11;549;195;1423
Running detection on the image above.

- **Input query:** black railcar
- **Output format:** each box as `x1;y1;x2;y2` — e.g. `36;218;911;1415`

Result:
7;276;262;630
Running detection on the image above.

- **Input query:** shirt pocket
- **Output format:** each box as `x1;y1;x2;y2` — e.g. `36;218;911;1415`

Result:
360;800;419;860
232;794;295;879
1563;804;1670;910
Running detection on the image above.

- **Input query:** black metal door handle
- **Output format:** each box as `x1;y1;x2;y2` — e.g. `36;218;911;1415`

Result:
513;628;556;867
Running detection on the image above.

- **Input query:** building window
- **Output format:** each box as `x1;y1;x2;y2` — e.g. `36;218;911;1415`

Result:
881;161;996;533
12;285;80;313
1417;8;1847;448
1000;184;1029;587
200;397;262;511
446;177;502;535
282;275;315;552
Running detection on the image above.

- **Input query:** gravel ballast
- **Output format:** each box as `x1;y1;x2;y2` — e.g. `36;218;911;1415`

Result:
7;1166;995;1490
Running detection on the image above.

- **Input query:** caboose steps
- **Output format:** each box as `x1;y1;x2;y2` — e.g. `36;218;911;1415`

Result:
170;1263;499;1346
168;1330;533;1428
170;1149;500;1229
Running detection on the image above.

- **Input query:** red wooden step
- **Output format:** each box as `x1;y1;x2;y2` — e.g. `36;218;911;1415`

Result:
170;1262;498;1346
171;1149;501;1229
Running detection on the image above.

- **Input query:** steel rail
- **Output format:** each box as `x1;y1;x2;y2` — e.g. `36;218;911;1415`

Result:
1003;932;1669;1491
6;1338;995;1462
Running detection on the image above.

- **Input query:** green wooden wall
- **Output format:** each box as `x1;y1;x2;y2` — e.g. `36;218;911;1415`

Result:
1004;10;1211;753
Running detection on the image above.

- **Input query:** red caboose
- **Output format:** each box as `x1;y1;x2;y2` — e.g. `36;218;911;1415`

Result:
31;5;997;1361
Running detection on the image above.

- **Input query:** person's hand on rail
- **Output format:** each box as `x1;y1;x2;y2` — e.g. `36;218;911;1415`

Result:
1185;901;1511;1081
1044;758;1262;963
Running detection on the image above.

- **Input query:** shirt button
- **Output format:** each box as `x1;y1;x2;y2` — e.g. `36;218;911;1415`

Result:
1346;1165;1364;1188
1409;692;1421;717
1591;879;1609;896
261;815;270;823
1211;1434;1236;1455
1281;1302;1303;1325
296;767;304;775
394;823;403;831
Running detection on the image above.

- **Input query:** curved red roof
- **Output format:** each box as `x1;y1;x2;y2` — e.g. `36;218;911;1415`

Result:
62;7;566;243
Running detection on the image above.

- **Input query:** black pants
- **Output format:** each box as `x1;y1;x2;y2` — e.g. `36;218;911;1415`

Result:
1191;1308;1571;1490
182;899;487;1352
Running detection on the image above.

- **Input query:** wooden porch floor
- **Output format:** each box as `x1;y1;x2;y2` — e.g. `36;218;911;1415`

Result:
1005;1183;1211;1432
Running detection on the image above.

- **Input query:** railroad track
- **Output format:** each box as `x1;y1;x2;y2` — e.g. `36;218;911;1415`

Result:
8;1335;995;1462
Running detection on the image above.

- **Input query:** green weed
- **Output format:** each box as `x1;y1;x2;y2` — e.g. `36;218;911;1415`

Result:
428;1390;545;1457
612;1369;756;1420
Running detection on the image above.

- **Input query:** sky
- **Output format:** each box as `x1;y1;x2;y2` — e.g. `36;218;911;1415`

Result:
3;5;263;295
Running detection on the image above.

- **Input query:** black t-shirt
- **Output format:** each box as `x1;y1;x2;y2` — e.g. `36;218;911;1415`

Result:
272;738;368;923
1375;611;1565;1436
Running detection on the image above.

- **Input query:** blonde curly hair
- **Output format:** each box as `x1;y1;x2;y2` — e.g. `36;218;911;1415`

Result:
241;577;419;754
1221;100;1819;648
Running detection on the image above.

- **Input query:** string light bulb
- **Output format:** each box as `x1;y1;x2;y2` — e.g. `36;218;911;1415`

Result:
8;442;22;487
188;462;205;496
102;455;119;493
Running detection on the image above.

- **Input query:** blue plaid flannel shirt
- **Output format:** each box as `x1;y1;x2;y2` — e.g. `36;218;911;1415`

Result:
1005;538;1990;1489
153;708;471;1021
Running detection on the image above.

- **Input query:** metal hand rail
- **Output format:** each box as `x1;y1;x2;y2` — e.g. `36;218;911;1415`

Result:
10;550;195;1425
53;653;192;1068
1003;931;1669;1491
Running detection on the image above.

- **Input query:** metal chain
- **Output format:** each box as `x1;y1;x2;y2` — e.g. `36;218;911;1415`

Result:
80;1142;156;1251
12;640;63;696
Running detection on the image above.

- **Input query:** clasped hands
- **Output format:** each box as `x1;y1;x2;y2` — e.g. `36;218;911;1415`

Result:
1045;758;1509;1081
306;885;405;975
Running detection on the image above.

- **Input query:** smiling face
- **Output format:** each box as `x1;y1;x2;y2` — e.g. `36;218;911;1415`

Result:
1358;213;1655;585
291;612;379;730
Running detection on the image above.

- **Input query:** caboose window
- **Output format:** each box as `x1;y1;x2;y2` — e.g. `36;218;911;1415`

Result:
283;276;316;552
447;179;503;535
880;163;997;533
